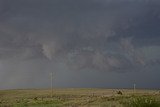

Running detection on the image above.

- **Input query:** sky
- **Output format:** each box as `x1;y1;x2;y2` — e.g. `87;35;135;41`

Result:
0;0;160;89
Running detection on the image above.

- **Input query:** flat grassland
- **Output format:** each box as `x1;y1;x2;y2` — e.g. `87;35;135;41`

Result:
0;88;160;107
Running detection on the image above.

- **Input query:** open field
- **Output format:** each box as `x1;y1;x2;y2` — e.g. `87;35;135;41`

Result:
0;88;160;107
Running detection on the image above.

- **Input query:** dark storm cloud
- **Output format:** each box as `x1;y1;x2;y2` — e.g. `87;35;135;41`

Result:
0;0;160;89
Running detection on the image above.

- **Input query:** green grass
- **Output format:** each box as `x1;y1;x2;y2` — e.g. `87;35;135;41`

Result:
0;89;159;107
122;96;160;107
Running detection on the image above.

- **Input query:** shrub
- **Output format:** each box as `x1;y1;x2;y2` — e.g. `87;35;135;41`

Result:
124;97;160;107
117;91;123;95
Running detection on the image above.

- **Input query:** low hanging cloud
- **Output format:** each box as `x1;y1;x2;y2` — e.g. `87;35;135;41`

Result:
0;0;160;89
0;0;160;71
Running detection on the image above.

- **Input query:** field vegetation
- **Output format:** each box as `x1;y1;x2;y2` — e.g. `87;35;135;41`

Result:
0;88;159;107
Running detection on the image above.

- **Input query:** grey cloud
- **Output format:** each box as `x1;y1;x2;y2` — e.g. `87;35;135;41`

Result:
0;0;160;89
0;0;159;66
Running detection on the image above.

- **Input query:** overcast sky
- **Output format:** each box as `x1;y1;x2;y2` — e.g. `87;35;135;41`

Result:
0;0;160;89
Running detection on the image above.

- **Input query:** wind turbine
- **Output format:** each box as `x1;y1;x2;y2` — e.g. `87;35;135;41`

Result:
133;83;136;93
50;72;53;98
